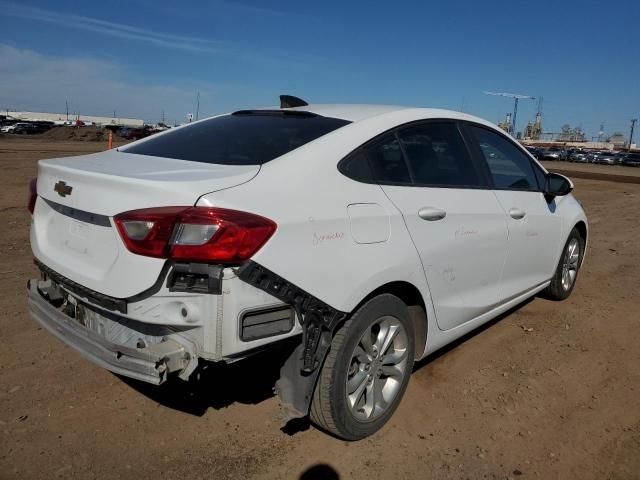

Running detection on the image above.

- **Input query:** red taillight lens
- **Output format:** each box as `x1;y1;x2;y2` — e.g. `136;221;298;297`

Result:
114;207;277;263
28;177;37;214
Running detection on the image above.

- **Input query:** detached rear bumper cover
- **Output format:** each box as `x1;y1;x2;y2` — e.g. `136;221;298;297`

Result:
27;279;194;384
237;261;348;420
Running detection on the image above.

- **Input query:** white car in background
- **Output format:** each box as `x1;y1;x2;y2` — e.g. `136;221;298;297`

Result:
27;95;587;440
2;122;30;133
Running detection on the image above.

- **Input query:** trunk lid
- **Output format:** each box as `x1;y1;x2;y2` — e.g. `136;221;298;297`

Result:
31;150;259;299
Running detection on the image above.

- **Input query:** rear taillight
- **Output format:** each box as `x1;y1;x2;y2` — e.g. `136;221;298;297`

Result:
28;177;37;214
114;207;277;263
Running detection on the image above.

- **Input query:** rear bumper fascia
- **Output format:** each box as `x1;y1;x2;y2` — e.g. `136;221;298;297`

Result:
27;279;194;384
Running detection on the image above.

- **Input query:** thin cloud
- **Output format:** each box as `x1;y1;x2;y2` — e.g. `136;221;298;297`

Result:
0;2;228;53
0;2;326;69
0;44;226;123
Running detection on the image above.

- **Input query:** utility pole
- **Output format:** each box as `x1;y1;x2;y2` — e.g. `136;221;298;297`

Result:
483;91;536;136
65;100;69;122
195;92;200;121
629;119;637;151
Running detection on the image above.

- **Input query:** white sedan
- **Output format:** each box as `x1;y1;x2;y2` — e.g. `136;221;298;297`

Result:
27;95;587;440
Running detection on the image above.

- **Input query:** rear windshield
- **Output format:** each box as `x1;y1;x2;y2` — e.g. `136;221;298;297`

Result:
122;111;351;165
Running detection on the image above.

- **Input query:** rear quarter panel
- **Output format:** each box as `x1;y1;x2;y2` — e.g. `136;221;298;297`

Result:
196;114;434;315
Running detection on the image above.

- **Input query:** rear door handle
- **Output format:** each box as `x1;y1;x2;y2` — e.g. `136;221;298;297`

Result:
418;207;447;221
509;208;526;220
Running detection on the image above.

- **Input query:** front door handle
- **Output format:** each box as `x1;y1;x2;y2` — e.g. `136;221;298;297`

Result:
509;208;526;220
418;207;447;221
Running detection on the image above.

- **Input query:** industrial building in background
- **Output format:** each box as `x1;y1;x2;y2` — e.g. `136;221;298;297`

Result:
3;111;143;127
497;112;513;134
484;91;536;137
483;92;637;150
522;97;544;140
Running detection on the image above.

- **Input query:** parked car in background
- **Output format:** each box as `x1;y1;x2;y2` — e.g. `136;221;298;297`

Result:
2;122;30;133
541;147;566;161
14;124;40;134
525;146;543;159
568;150;590;163
27;97;588;440
0;120;19;132
620;152;640;167
2;121;53;134
593;151;620;165
120;126;157;140
18;123;53;134
587;151;610;163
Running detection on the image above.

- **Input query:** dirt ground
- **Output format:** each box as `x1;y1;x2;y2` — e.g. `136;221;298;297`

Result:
1;137;639;480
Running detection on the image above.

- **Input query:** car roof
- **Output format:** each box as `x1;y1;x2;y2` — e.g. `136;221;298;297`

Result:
257;103;494;126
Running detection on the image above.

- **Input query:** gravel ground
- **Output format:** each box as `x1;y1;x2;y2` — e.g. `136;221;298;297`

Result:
1;138;639;480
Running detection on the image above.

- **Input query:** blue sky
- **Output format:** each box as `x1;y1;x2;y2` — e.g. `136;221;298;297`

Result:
0;0;638;138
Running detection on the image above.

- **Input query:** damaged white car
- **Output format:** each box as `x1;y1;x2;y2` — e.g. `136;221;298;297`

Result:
28;95;587;440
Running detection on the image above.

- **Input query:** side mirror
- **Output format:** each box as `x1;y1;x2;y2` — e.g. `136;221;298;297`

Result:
545;172;573;198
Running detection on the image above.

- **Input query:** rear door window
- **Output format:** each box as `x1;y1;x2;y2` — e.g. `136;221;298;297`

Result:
468;126;540;191
397;123;488;187
123;111;350;165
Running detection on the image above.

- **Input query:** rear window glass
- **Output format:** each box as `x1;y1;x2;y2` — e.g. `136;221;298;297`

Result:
122;112;350;165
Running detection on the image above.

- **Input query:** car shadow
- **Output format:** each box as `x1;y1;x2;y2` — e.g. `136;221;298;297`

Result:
119;296;537;422
117;337;299;417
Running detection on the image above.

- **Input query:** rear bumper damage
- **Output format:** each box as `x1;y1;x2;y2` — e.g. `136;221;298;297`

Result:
237;261;347;421
27;258;346;422
27;279;197;384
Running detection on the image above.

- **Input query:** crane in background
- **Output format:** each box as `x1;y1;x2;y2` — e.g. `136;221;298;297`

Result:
483;91;536;136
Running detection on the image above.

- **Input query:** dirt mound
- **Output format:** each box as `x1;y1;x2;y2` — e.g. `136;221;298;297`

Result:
38;126;126;142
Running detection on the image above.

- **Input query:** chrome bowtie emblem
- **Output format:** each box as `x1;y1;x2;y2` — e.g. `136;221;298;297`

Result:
54;181;73;197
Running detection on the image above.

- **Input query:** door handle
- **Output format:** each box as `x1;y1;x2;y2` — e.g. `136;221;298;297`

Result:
509;208;526;220
418;207;447;221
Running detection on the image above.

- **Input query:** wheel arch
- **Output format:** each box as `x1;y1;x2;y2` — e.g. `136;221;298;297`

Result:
573;220;588;266
351;281;428;360
574;220;587;242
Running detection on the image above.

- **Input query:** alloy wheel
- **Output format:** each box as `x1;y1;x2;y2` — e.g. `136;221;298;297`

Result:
345;316;410;421
561;237;580;291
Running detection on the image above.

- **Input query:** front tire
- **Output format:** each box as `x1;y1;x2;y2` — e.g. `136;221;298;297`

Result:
542;227;584;300
310;294;415;440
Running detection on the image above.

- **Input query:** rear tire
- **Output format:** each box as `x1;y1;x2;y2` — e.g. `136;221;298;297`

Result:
542;227;584;300
310;294;415;440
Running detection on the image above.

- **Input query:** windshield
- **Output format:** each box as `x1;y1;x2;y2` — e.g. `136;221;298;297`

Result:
123;111;351;165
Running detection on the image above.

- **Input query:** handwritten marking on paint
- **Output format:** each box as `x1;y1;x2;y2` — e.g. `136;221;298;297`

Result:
455;226;479;237
313;232;345;246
